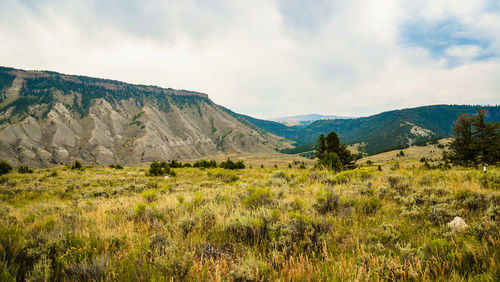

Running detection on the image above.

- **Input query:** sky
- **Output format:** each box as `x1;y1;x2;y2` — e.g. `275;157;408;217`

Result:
0;0;499;119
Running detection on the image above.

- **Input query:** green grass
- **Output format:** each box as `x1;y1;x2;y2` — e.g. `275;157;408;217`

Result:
0;162;498;280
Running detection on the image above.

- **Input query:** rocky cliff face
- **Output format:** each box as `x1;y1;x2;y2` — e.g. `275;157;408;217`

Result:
0;67;289;167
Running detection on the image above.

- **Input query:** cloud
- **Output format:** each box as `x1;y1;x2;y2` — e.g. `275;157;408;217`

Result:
445;45;482;58
0;0;498;118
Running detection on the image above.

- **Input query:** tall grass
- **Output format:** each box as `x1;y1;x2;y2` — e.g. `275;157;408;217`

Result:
0;163;498;280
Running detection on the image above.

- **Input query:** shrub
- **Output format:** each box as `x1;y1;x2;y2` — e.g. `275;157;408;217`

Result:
378;224;401;245
141;190;158;203
359;196;381;215
67;256;108;281
71;160;83;170
314;188;339;214
0;161;12;175
211;171;239;183
153;247;194;280
136;203;147;216
391;162;400;170
0;226;25;264
229;256;271;282
17;165;33;174
331;168;372;184
387;175;410;195
429;203;454;225
26;255;51;282
109;164;123;169
243;187;273;208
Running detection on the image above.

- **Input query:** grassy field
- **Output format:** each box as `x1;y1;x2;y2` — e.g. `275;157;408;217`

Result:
357;139;451;166
0;159;499;281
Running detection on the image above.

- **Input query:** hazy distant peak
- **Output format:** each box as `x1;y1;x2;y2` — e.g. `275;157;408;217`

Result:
270;113;354;126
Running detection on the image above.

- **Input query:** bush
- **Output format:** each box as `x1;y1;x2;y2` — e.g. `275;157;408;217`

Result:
314;188;339;214
0;161;12;175
17;166;33;174
243;187;273;208
271;170;288;181
229;256;271;281
109;164;123;169
147;161;176;177
359;196;381;215
141;190;158;203
26;255;52;282
211;171;239;183
429;203;454;225
0;226;25;265
331;168;372;184
71;160;83;170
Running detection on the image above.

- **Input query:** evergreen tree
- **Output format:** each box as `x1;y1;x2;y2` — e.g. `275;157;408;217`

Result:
314;134;326;159
314;131;354;170
325;132;340;154
444;109;500;166
471;109;500;165
317;152;342;172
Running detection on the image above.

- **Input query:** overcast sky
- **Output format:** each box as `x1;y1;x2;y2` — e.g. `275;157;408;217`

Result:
1;0;499;118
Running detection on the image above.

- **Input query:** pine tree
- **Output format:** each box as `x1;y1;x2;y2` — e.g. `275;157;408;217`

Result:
314;134;326;160
444;109;500;166
314;131;353;170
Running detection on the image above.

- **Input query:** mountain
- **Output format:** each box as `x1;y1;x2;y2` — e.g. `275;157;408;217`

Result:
0;67;290;167
237;105;500;155
270;114;353;126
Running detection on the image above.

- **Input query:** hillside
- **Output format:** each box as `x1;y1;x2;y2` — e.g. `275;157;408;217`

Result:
237;105;500;155
0;67;289;167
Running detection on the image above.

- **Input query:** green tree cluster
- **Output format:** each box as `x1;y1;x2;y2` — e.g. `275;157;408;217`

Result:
193;160;217;168
147;161;176;177
219;158;245;170
314;131;353;171
444;109;500;166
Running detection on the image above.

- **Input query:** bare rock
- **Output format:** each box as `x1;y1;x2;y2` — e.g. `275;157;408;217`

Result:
447;216;468;232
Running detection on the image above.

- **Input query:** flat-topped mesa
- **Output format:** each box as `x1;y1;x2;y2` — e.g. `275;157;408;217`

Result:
0;66;288;167
2;67;210;99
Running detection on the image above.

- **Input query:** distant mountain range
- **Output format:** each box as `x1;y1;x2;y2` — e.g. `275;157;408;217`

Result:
238;105;500;155
1;66;498;167
269;114;353;126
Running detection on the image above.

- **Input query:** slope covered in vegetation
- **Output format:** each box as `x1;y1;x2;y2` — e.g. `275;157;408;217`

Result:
236;105;500;155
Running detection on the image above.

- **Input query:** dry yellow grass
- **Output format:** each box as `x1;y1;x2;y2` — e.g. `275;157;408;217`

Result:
357;138;452;165
0;156;498;281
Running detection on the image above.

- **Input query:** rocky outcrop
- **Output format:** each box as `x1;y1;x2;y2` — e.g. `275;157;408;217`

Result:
0;67;290;167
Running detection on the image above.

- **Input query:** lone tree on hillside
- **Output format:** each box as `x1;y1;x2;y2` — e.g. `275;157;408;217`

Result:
444;109;500;166
315;131;354;171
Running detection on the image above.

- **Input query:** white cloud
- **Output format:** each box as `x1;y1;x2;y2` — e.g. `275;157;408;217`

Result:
445;45;482;58
0;0;498;119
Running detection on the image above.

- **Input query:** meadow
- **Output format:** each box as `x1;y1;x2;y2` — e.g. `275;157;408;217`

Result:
0;159;498;281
